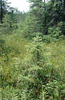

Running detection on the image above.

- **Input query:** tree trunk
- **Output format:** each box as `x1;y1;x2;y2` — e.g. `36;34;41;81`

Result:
64;0;65;8
44;0;46;27
0;0;3;23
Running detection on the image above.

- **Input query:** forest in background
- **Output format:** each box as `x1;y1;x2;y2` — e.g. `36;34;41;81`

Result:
0;0;65;99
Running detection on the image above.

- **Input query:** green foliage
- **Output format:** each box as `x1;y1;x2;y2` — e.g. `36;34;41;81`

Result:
25;35;44;65
22;15;40;38
42;27;63;43
0;33;65;99
3;13;17;29
62;22;65;35
0;0;9;23
0;0;65;99
28;0;47;33
3;14;12;28
0;39;5;55
16;36;65;99
48;27;62;38
43;81;65;100
0;12;17;35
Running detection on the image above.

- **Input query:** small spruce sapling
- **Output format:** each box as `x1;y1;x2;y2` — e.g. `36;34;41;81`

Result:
26;35;45;67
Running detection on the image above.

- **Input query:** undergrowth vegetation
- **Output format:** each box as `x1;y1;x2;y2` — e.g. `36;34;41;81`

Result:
0;0;65;99
0;33;65;100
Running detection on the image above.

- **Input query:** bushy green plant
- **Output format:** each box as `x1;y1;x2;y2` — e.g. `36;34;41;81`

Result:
17;35;65;99
3;14;12;28
43;80;65;100
48;27;62;38
16;36;44;99
42;27;63;43
16;36;61;99
0;39;5;55
62;22;65;35
22;15;40;38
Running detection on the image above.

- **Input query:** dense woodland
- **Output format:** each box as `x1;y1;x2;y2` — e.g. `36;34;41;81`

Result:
0;0;65;99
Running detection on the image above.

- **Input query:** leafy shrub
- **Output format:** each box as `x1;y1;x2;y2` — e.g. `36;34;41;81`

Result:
16;36;64;99
22;15;40;38
42;27;63;43
62;22;65;35
43;81;65;100
48;27;62;38
0;39;5;55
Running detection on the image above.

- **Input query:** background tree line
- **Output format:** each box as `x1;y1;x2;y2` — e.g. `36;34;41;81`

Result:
0;0;65;37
